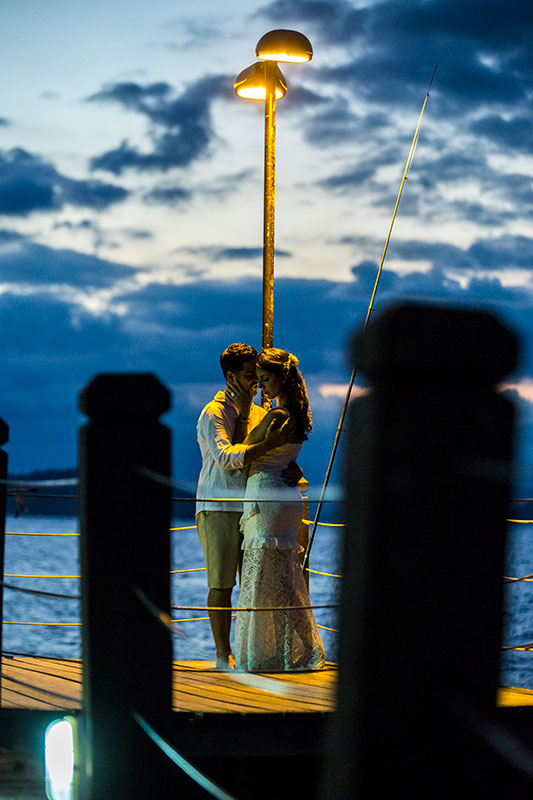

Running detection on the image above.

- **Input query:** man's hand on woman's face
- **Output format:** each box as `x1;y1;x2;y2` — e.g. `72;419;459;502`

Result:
226;374;254;416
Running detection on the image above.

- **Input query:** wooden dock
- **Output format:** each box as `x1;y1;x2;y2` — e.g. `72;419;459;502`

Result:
1;656;531;713
1;656;337;713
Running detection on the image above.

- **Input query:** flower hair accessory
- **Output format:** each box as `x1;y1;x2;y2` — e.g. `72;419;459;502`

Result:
283;353;298;377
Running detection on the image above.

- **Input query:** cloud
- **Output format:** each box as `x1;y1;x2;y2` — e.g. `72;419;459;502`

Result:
387;235;533;274
471;114;533;154
0;236;138;289
319;164;380;192
87;75;232;175
2;262;533;480
281;83;330;110
258;0;533;120
143;184;193;206
0;148;128;216
0;117;10;126
304;100;392;148
255;0;364;46
177;245;292;262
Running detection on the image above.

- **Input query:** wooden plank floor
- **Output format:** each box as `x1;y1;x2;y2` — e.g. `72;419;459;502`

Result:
1;656;532;713
1;656;337;713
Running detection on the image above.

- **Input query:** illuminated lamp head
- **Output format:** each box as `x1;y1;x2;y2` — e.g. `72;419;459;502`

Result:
234;62;287;100
255;29;313;63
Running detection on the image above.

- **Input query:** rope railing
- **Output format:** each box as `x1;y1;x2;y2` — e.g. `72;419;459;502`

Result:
6;531;79;536
2;494;530;659
170;603;338;612
4;555;531;583
4;621;529;651
133;586;320;689
0;579;80;600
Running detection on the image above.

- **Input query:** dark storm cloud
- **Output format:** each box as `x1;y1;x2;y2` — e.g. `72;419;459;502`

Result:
3;264;533;476
281;83;330;109
0;228;23;243
0;236;138;288
178;245;292;262
0;291;133;471
255;0;364;45
0;292;128;360
354;235;533;275
258;0;533;135
212;246;292;261
304;102;392;148
0;148;128;216
471;114;533;155
113;276;365;379
143;168;258;208
467;236;533;272
143;184;193;206
87;75;232;175
319;164;379;191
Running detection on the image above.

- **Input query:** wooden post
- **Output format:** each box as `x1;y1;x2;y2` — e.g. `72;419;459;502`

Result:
321;303;519;797
79;373;176;799
0;418;8;708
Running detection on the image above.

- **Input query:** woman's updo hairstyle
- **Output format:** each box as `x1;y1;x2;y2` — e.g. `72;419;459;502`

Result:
257;348;312;441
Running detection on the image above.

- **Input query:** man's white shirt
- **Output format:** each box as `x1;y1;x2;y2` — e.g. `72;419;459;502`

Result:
196;390;266;514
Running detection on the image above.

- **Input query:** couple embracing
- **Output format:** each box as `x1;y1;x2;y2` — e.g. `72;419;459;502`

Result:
196;343;325;672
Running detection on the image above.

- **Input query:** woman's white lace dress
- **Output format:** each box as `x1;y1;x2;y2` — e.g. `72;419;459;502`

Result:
234;442;325;671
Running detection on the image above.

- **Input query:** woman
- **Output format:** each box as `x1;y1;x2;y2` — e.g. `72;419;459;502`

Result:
231;348;325;672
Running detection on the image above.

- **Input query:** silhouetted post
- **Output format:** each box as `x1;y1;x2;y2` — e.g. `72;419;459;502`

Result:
0;418;8;707
79;374;175;799
321;303;518;797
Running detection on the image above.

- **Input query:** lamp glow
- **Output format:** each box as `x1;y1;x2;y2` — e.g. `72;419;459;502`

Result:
256;29;313;63
234;62;287;100
44;717;78;800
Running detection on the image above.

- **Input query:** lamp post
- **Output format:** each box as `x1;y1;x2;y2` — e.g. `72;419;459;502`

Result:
234;30;313;362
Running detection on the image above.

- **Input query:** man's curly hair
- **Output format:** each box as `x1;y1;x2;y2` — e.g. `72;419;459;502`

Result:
219;343;258;378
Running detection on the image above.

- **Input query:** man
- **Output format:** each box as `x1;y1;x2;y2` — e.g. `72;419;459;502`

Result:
196;343;301;668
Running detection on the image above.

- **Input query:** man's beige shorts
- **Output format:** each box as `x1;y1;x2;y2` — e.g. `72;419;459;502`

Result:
196;511;243;589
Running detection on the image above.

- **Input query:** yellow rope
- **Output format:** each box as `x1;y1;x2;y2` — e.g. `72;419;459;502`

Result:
317;624;338;632
6;518;530;539
301;518;533;527
171;604;337;612
4;574;81;579
3;621;81;626
306;567;342;578
3;569;206;578
170;568;206;574
6;525;197;537
172;615;237;623
170;525;197;531
6;531;79;536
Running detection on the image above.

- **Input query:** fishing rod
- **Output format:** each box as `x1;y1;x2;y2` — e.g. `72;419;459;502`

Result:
302;66;438;575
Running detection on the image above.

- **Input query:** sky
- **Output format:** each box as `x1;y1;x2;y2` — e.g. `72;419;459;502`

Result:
2;0;533;496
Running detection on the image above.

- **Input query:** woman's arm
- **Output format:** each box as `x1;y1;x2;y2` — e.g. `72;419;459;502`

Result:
243;408;289;445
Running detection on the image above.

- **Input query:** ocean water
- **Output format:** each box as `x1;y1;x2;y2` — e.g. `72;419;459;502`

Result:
1;513;531;690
